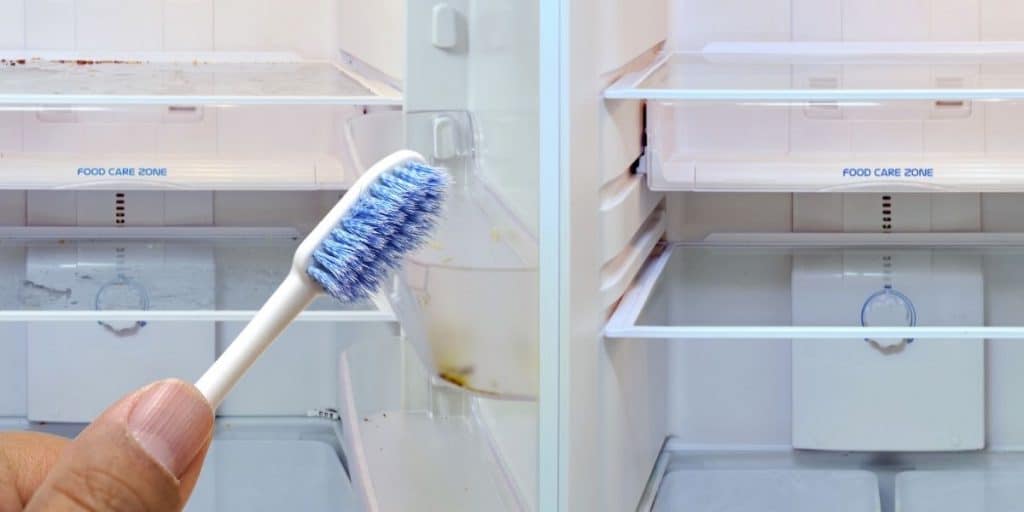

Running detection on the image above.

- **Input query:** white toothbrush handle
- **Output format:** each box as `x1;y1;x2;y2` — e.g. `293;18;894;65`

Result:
196;272;318;408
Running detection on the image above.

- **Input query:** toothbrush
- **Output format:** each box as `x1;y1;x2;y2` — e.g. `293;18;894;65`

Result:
195;150;449;407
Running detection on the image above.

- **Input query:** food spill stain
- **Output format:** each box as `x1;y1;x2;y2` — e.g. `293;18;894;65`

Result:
438;366;506;399
439;369;470;388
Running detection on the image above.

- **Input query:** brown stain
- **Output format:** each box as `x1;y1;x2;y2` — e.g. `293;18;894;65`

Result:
439;370;470;388
437;367;507;399
55;59;145;66
1;58;148;68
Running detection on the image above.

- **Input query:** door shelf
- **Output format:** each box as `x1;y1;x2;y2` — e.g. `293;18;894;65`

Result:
640;438;1024;512
0;227;395;323
0;52;400;106
606;42;1024;102
338;339;531;512
606;234;1024;340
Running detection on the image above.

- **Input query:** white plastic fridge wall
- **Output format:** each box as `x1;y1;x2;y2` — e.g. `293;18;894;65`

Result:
655;0;1024;448
0;0;336;58
669;0;1024;49
336;0;405;82
0;193;399;420
652;192;1024;443
561;0;669;511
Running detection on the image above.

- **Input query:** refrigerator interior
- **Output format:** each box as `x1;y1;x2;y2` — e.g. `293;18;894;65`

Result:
582;0;1024;511
0;1;540;511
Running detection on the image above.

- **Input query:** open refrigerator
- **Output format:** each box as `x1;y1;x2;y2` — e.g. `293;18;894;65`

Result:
0;1;543;511
565;0;1024;511
12;1;1024;511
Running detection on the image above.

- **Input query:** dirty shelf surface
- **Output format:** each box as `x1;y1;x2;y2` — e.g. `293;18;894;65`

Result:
0;54;400;105
0;229;392;322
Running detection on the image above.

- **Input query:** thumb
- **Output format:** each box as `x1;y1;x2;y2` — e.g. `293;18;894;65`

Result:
26;379;214;512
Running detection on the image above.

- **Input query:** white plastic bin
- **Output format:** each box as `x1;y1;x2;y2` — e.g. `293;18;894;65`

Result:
653;470;880;512
896;471;1024;512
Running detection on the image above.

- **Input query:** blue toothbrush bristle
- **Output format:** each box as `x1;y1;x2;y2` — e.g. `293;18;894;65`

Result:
306;161;449;302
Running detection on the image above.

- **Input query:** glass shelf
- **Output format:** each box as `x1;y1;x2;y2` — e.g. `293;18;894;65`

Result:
0;228;394;322
625;43;1024;193
606;42;1024;101
605;233;1024;340
0;52;400;106
0;101;377;191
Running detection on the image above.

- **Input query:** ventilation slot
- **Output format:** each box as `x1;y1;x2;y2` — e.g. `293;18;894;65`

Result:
115;193;126;225
882;195;893;232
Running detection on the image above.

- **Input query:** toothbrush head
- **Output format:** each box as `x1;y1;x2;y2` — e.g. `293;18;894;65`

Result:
304;153;449;303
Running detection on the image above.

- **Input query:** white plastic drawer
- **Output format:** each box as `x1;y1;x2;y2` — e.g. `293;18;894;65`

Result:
896;471;1024;512
0;104;375;191
654;470;880;512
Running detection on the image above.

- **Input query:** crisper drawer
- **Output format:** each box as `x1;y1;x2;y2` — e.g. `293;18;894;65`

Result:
896;472;1024;512
608;42;1024;193
0;56;401;191
652;469;879;512
639;443;1024;512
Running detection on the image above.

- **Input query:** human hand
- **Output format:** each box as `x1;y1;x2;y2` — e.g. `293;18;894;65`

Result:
0;379;214;511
